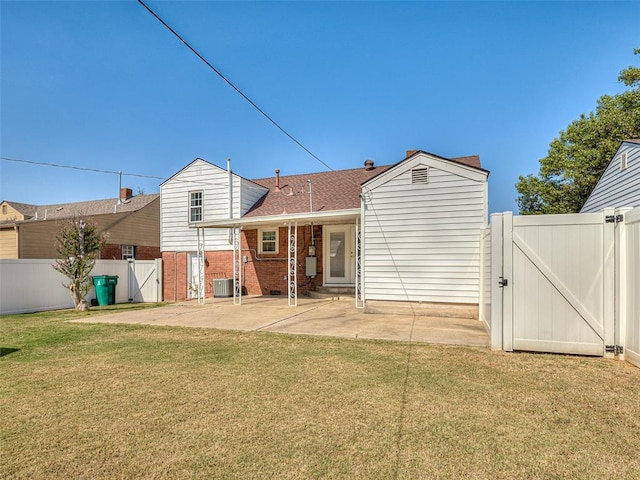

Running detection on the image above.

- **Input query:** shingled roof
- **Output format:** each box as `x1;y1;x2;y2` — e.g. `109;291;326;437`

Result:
246;165;392;217
244;152;484;217
2;194;159;223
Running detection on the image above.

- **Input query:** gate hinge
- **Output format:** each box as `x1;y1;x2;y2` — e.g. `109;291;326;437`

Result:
605;345;624;355
498;276;508;288
605;215;624;224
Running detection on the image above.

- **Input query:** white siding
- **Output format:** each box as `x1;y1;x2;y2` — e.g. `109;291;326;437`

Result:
363;154;488;304
581;142;640;212
479;227;491;330
240;178;268;215
161;159;266;252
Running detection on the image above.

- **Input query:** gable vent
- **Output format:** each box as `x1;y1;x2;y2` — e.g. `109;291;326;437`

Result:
620;151;628;170
412;167;429;184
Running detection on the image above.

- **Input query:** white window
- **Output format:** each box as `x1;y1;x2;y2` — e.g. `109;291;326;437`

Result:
259;228;278;254
122;245;135;260
189;191;203;222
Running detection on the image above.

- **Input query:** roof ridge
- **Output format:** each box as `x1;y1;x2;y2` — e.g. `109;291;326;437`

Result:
250;164;394;182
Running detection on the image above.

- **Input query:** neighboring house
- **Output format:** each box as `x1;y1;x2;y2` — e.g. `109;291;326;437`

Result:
161;150;489;308
581;139;640;212
0;188;160;260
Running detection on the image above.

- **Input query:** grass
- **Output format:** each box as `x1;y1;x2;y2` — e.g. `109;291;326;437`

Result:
1;306;640;479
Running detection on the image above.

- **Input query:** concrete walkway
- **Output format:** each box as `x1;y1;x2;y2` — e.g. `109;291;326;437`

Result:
71;296;489;347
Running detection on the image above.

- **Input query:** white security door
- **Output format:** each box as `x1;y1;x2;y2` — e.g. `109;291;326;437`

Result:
324;225;355;284
188;253;202;299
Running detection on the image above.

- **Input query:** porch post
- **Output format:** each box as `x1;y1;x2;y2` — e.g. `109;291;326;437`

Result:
355;216;364;308
288;221;298;306
197;227;205;305
233;226;242;305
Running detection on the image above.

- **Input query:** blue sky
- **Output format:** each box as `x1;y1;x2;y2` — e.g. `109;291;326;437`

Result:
1;1;638;213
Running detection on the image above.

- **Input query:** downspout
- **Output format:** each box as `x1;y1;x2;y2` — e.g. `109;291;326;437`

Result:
228;158;233;245
227;158;233;220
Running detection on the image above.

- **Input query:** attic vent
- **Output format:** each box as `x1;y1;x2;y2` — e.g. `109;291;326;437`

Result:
620;151;628;170
411;167;429;184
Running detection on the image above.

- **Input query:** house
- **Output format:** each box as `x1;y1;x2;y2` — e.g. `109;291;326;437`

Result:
161;150;489;310
581;139;640;212
0;188;160;260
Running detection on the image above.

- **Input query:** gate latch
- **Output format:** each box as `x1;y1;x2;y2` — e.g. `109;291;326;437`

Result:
498;277;508;288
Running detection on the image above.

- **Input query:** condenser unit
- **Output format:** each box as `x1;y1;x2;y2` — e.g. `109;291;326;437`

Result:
213;278;234;297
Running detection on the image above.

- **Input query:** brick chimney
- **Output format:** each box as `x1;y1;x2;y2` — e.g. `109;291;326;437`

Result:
406;150;419;158
120;188;133;202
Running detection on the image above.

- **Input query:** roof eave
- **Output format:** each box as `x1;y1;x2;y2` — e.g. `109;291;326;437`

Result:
190;208;361;229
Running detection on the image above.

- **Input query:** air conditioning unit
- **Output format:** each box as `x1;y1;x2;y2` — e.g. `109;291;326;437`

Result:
213;278;234;297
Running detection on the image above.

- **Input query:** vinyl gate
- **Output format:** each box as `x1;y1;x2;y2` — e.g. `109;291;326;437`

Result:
127;259;163;303
489;209;620;358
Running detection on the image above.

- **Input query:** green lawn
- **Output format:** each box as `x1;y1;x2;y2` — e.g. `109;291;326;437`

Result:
2;306;640;479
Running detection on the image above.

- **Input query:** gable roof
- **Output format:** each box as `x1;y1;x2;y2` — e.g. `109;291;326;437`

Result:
581;139;640;212
1;194;159;223
243;151;486;217
1;201;38;218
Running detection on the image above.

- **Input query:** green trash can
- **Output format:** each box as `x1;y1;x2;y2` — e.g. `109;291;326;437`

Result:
92;275;118;306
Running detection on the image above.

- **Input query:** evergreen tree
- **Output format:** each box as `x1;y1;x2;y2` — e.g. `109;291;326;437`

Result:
53;217;104;311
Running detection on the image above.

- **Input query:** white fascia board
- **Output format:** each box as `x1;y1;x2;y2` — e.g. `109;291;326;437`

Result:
363;153;488;191
190;208;361;229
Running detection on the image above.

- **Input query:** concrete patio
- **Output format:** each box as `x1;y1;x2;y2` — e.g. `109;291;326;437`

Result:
71;296;490;347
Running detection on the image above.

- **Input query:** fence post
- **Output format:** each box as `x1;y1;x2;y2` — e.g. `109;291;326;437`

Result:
603;208;616;359
489;213;504;351
502;212;513;352
616;208;631;360
155;258;163;303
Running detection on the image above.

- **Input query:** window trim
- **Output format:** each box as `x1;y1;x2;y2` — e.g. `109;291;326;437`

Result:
122;245;135;260
258;228;279;254
189;190;203;223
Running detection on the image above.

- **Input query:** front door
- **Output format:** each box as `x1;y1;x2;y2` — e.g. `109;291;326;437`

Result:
323;225;355;284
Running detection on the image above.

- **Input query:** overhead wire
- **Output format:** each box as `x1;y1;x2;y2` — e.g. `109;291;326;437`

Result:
2;156;226;189
136;0;335;173
135;5;419;468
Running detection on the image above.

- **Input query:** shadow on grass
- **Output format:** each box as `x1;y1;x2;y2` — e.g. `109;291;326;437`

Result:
0;347;20;357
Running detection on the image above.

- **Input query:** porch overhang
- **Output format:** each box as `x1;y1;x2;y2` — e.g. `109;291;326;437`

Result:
190;208;361;229
188;208;364;308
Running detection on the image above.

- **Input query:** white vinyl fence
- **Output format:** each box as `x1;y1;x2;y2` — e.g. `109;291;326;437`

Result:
0;259;162;315
482;207;640;368
621;208;640;367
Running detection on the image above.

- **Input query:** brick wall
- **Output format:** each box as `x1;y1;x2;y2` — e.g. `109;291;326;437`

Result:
101;244;161;260
162;225;324;302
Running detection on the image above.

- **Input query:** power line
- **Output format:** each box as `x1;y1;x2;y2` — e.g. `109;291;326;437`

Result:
0;156;218;189
0;156;164;180
136;0;336;173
